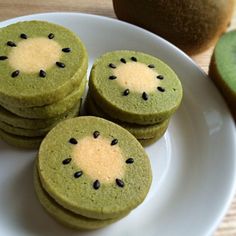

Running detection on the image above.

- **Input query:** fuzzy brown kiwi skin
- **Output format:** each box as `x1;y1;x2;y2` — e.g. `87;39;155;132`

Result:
113;0;234;55
209;53;236;121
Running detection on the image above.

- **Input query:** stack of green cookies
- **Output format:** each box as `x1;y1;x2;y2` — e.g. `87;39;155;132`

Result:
85;50;183;145
35;116;152;229
0;20;88;148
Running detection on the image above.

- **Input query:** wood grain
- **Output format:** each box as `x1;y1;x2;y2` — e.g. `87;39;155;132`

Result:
0;0;235;235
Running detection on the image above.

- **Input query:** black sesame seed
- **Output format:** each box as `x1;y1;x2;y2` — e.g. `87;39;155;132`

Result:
120;58;126;64
109;63;116;69
39;70;46;78
131;56;137;62
116;178;125;188
7;41;16;47
48;33;55;39
20;33;27;39
11;70;20;78
0;56;8;60
173;88;176;91
69;138;78;144
62;47;71;53
126;158;134;164
111;139;118;146
74;171;83;178
62;158;72;165
109;75;117;80
93;131;100;138
56;62;65;68
148;64;155;68
93;180;100;190
123;89;130;96
156;75;164;80
157;86;165;92
142;92;148;101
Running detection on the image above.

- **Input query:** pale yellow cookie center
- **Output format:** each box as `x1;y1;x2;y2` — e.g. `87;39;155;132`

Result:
113;62;160;93
72;136;124;183
8;37;61;73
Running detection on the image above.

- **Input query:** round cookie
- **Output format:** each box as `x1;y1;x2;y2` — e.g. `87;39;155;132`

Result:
38;116;152;220
0;120;49;137
1;76;87;119
85;94;169;139
0;20;88;107
209;30;236;120
0;101;81;130
89;50;183;124
34;164;129;230
0;128;42;149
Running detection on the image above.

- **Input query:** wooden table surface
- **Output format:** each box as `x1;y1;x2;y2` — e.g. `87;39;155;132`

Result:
0;0;235;235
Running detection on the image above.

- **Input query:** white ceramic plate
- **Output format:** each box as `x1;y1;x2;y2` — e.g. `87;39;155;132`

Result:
0;12;235;236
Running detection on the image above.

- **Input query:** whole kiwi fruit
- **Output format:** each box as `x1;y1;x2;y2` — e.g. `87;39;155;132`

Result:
113;0;234;55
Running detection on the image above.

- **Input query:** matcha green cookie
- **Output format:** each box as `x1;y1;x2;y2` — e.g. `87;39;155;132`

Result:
0;20;88;107
0;128;42;149
0;120;49;137
0;101;81;130
209;30;236;120
85;94;169;139
34;164;129;230
1;76;87;119
38;116;152;220
89;50;183;124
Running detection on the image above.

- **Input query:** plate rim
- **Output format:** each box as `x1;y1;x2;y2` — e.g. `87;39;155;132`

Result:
0;11;236;236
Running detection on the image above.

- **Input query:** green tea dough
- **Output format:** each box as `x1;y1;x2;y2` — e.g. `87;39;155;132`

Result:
89;50;183;124
38;116;152;220
1;76;87;119
85;94;169;139
34;163;129;230
0;20;88;107
0;101;81;130
0;128;43;149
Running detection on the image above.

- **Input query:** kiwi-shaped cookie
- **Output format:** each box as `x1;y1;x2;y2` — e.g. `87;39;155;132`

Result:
0;128;43;149
38;116;152;220
1;76;87;119
0;20;88;107
209;30;236;120
89;50;183;124
34;164;129;230
0;120;49;137
0;101;81;130
85;94;169;140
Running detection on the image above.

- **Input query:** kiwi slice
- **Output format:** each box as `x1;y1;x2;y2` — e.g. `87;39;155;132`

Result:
38;116;152;220
209;30;236;120
0;20;88;107
89;50;183;124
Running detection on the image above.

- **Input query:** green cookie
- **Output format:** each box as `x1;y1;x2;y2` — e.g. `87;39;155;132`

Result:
0;101;81;130
85;94;169;139
209;30;236;120
0;128;43;149
139;132;168;147
89;50;183;124
38;116;152;220
34;163;129;230
0;20;88;107
1;76;87;119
